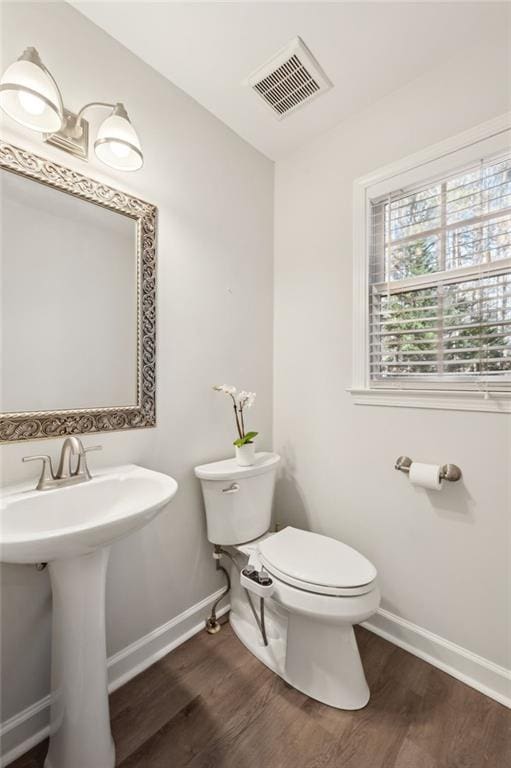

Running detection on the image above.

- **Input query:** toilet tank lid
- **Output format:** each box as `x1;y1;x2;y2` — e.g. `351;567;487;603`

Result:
194;452;280;481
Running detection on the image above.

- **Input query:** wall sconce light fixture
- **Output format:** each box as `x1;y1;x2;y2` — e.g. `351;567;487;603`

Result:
0;47;143;171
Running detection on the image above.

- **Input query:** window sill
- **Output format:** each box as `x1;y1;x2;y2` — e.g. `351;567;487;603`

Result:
348;388;511;413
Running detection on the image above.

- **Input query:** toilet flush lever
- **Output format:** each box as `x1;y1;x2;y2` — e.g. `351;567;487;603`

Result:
222;483;240;494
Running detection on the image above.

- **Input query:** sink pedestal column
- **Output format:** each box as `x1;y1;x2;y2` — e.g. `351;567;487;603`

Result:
45;548;115;768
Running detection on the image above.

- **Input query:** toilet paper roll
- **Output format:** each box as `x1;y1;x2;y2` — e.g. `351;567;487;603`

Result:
409;462;442;491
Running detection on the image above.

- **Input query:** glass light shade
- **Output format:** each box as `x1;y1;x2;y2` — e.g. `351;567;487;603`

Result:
0;49;63;132
94;108;143;171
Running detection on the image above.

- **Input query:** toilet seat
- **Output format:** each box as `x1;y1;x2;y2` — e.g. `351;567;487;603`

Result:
258;527;377;597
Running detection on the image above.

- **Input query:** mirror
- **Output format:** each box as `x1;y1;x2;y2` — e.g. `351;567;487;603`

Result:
0;142;157;442
2;171;138;411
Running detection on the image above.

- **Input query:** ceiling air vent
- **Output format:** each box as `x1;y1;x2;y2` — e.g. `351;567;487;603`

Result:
247;37;332;120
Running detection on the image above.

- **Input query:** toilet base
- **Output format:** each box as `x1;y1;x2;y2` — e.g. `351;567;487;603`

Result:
230;608;287;678
229;565;372;710
285;613;370;709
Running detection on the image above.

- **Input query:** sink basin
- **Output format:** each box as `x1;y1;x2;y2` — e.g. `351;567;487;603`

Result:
0;463;178;768
1;464;178;563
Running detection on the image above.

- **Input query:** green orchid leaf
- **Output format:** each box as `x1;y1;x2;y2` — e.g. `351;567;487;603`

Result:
233;431;259;447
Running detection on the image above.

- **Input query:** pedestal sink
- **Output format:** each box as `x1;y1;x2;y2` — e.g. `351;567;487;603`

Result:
0;464;178;768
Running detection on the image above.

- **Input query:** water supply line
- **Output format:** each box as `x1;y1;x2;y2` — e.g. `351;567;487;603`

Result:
206;545;269;646
259;596;268;646
205;556;231;634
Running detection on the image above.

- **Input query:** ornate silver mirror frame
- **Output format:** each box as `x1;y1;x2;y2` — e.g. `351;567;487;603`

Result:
0;141;156;442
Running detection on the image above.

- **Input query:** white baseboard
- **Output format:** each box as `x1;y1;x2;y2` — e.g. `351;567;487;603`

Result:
0;588;230;767
362;608;511;708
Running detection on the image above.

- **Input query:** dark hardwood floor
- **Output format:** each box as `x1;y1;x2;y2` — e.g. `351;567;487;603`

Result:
11;620;510;768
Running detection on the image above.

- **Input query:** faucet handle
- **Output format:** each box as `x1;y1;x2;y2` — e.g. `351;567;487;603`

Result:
22;454;53;467
22;455;55;490
75;444;102;480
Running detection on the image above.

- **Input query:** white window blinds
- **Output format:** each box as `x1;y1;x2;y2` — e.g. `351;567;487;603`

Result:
369;152;511;389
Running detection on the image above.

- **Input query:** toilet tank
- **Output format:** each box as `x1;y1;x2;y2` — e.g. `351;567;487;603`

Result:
194;452;280;545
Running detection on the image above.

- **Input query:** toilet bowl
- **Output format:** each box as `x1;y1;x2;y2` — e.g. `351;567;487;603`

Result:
194;453;380;710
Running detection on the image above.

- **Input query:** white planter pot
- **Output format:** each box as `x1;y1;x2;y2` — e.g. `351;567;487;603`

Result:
235;443;256;466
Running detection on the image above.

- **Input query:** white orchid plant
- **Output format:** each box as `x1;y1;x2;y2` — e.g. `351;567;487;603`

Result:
213;385;258;447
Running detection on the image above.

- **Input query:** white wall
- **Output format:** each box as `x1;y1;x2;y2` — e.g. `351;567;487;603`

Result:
274;33;511;670
0;1;273;724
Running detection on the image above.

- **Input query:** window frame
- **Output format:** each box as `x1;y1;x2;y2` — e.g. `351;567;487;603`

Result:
350;113;511;413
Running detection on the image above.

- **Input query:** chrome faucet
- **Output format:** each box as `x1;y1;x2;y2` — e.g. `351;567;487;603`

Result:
22;437;102;491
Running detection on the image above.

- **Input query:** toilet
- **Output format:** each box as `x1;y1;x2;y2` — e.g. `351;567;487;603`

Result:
194;452;380;710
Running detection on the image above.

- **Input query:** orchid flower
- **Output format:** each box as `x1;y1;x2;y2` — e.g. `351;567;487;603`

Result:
212;384;258;446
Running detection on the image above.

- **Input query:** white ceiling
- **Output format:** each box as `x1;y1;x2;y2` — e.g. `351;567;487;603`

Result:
73;2;508;161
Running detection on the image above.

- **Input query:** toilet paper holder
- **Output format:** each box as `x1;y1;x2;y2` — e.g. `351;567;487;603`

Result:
395;456;462;482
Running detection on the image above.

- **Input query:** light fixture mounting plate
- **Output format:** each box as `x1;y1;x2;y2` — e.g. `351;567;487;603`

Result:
44;109;89;160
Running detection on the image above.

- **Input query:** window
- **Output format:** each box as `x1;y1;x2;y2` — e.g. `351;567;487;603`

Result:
351;116;511;412
370;154;511;385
